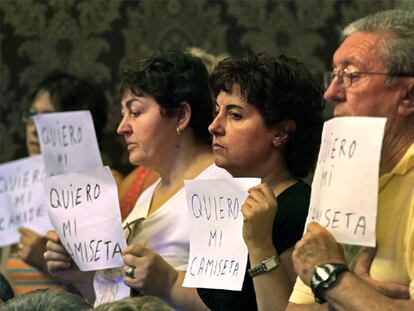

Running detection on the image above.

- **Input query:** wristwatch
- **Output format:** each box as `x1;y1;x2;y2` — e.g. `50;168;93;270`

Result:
311;263;349;304
248;255;280;278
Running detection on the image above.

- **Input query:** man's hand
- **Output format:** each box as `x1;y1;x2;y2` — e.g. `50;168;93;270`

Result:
354;247;409;299
292;222;347;285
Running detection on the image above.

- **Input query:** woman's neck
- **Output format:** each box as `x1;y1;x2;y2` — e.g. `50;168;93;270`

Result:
148;135;213;216
263;168;297;197
156;133;213;188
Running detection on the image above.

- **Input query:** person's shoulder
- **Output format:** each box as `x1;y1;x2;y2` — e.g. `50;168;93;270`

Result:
277;180;311;218
110;168;124;187
279;180;311;202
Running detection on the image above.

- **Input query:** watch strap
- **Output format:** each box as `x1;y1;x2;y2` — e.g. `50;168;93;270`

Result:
248;255;280;278
311;263;349;304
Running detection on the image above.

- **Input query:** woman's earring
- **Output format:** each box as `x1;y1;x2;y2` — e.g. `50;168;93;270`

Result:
176;127;181;136
272;138;283;147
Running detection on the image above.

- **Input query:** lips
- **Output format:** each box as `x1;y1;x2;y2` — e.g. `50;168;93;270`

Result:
126;142;138;151
28;141;39;147
212;142;227;151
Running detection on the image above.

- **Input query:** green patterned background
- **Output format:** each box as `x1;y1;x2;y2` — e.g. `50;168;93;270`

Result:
1;0;412;173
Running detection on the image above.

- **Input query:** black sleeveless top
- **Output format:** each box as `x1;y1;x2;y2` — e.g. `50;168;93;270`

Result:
197;180;311;311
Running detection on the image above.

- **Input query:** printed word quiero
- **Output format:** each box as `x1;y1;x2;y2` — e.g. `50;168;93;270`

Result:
318;135;357;164
0;168;45;194
191;194;239;220
49;183;100;209
41;123;83;148
189;256;240;278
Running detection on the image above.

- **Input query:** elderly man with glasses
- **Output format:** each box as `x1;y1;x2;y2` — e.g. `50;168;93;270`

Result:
285;9;414;311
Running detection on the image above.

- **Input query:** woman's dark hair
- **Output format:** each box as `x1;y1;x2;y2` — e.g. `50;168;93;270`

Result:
210;53;324;178
0;272;14;303
28;71;108;142
118;50;213;145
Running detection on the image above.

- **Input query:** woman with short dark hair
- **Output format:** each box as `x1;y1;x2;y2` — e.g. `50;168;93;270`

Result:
44;51;231;308
197;53;324;311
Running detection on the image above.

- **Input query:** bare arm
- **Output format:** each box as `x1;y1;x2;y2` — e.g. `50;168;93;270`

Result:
242;183;295;311
249;246;293;311
353;247;409;299
286;302;330;311
168;272;211;311
322;272;413;311
292;223;413;311
123;244;210;311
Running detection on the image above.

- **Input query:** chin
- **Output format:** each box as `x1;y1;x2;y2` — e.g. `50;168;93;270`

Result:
333;105;352;117
213;156;229;169
128;154;144;166
28;146;40;156
214;160;240;177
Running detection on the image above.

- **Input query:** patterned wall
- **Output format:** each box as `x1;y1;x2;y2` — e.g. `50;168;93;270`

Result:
1;0;412;173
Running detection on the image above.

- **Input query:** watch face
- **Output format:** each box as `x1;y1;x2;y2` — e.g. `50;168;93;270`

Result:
311;263;349;304
316;266;331;282
264;258;277;270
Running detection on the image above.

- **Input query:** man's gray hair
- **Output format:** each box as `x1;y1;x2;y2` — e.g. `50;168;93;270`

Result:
343;9;414;78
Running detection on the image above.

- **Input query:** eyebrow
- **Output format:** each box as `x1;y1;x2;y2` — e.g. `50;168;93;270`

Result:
215;102;244;111
332;57;365;69
123;98;144;109
29;108;55;114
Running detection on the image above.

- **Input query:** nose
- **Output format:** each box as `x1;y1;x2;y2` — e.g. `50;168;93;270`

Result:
117;115;132;137
323;77;345;104
208;113;225;137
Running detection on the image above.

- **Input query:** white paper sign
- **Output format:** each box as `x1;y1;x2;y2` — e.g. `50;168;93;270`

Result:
44;166;126;271
183;178;261;291
305;117;386;246
0;155;53;246
33;110;102;176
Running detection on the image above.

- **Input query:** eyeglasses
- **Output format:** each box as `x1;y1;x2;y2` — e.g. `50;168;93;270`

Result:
21;109;55;124
21;109;37;124
323;68;414;89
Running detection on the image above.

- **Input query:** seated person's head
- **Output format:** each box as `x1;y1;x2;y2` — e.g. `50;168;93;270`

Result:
24;71;108;155
94;295;174;311
186;47;228;74
117;50;213;166
209;53;324;178
0;273;14;304
2;288;91;311
325;9;414;121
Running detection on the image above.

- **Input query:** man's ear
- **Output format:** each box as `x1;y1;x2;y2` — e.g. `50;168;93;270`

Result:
398;82;414;117
176;102;192;132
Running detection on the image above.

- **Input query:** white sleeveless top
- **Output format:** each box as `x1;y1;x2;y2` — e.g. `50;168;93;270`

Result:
94;164;231;306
